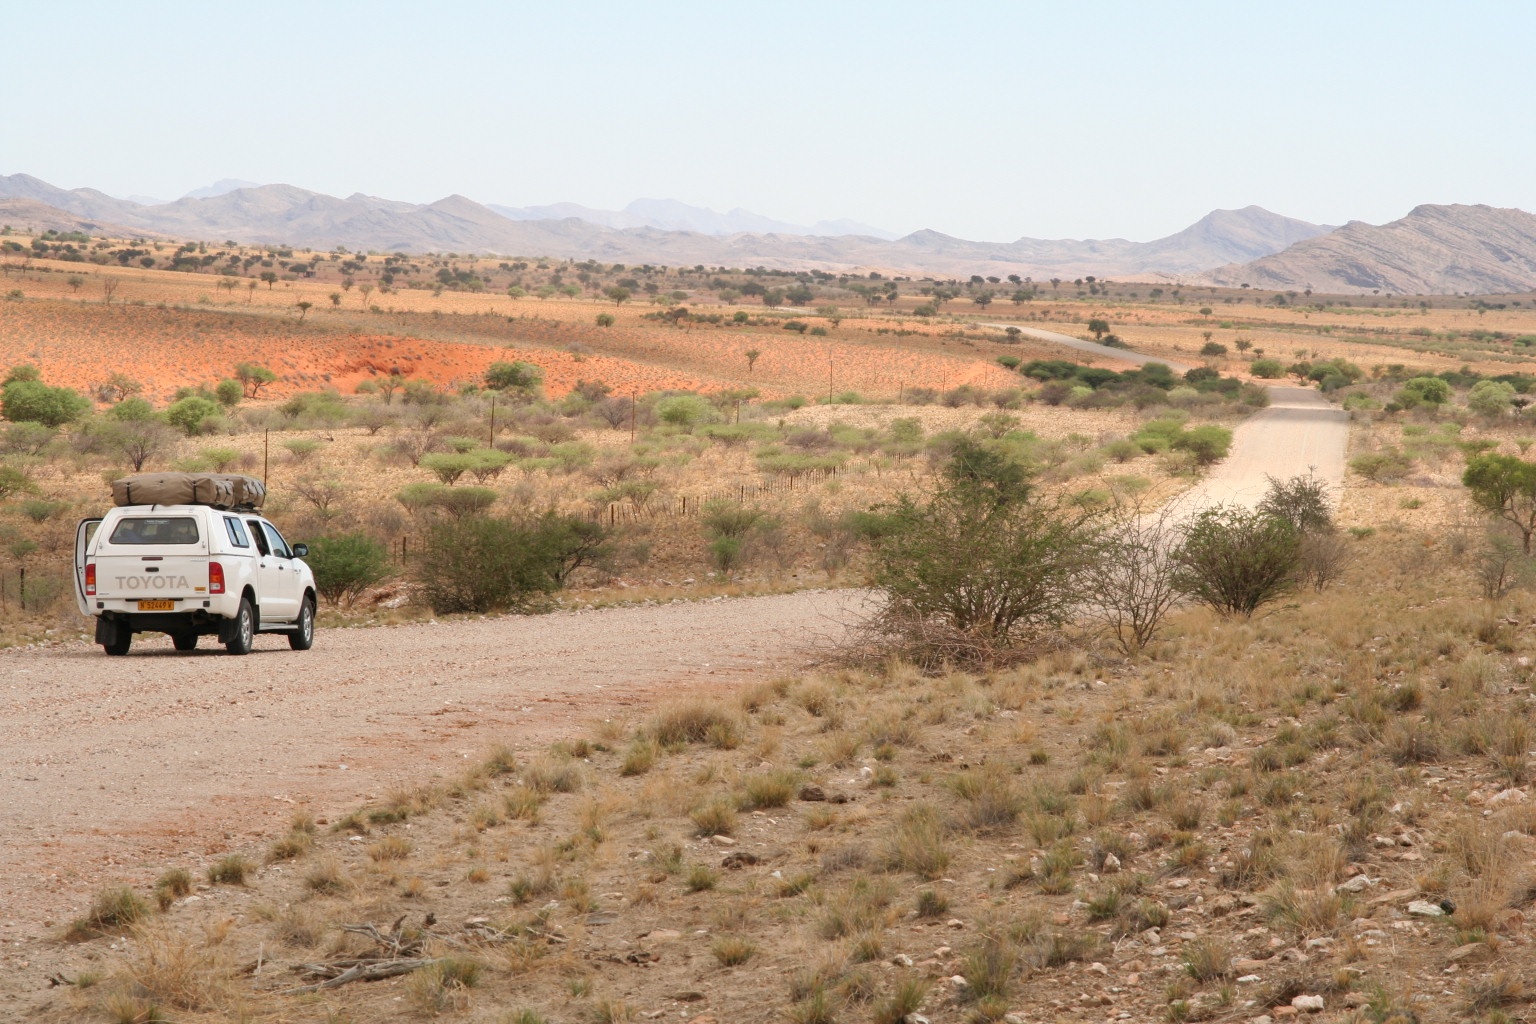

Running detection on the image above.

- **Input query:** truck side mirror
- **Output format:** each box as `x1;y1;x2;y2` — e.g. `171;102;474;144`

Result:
292;543;309;558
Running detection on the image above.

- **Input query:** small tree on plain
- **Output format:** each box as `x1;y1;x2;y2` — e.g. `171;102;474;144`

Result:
165;396;219;436
107;420;176;471
484;361;543;398
1463;453;1536;554
1258;470;1335;534
1084;500;1182;655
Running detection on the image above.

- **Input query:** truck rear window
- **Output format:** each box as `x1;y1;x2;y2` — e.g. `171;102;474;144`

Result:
108;517;200;545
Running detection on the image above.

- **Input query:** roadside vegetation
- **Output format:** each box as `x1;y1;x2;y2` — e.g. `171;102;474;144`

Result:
0;347;1259;638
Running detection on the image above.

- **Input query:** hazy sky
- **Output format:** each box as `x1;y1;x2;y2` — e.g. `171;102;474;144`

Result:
5;1;1531;242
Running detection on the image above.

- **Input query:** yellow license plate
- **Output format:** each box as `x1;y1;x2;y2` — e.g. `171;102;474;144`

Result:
137;599;175;611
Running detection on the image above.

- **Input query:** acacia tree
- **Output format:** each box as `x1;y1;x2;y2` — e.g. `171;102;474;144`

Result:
1464;453;1536;554
235;362;277;399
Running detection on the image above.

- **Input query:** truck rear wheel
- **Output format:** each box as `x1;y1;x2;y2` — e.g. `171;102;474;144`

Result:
103;634;131;657
225;599;255;655
171;631;198;652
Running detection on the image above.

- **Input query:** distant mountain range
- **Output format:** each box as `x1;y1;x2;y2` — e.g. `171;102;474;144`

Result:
2;173;1533;294
488;198;896;239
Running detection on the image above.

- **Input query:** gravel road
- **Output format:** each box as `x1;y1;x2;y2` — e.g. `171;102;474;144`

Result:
0;590;864;940
1184;385;1349;510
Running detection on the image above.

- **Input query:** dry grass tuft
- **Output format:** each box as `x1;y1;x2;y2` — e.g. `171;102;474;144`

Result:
690;799;738;837
620;736;660;776
711;936;757;966
102;921;237;1014
950;766;1028;832
68;886;151;940
739;769;798;810
303;857;351;894
649;702;743;748
882;803;950;879
205;854;253;886
152;869;191;912
405;955;483;1016
368;835;413;861
523;755;585;794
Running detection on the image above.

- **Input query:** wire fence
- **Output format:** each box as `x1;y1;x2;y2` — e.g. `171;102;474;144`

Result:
387;465;841;559
585;466;839;525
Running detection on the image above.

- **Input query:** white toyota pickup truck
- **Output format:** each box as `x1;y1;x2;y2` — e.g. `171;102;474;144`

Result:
73;473;317;656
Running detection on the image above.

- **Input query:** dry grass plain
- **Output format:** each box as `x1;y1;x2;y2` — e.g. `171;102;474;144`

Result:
25;541;1536;1024
7;236;1536;1022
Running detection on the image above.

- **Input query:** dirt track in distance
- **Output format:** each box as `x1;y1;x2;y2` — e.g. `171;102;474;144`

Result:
987;324;1350;507
0;590;863;941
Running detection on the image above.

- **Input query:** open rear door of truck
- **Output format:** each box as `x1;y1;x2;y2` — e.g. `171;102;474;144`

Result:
74;518;101;617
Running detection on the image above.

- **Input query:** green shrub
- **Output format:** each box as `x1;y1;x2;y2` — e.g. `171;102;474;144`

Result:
1250;358;1285;379
866;439;1097;664
420;452;477;484
413;513;610;614
1350;448;1414;483
655;394;717;430
1397;376;1451;407
306;533;392;607
1;378;90;426
1257;471;1335;533
165;396;220;436
1171;505;1300;617
1171;424;1232;466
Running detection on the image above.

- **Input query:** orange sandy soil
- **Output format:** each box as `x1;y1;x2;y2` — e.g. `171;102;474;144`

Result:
0;297;1020;405
0;299;720;402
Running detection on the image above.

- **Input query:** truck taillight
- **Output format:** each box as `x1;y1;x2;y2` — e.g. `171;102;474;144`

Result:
209;562;225;594
85;563;96;596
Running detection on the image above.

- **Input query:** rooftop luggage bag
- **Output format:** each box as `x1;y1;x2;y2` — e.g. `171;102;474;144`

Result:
111;472;243;508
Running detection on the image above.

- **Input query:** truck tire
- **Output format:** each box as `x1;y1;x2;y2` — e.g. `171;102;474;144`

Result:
171;631;198;652
288;597;315;651
103;633;131;657
225;599;255;655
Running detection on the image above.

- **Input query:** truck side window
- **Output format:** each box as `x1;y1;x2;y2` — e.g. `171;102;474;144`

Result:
261;522;293;559
224;517;251;548
247;520;271;556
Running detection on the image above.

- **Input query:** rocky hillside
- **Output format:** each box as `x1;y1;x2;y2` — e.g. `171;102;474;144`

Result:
1209;204;1536;295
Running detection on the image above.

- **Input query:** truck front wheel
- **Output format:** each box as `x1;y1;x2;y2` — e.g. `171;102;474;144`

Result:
288;597;315;651
225;599;255;655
